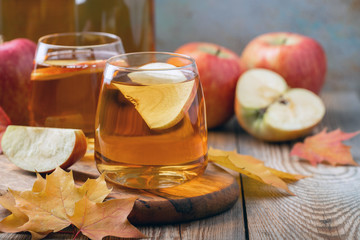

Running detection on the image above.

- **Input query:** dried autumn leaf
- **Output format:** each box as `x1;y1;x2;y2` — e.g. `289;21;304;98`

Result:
31;174;47;193
208;147;306;195
267;168;305;181
291;128;360;166
78;174;112;203
0;191;28;232
9;171;84;235
0;191;51;240
0;167;130;239
0;106;11;153
68;196;146;240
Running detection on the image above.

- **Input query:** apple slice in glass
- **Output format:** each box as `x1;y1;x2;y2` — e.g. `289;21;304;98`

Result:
31;59;105;81
235;68;325;142
113;62;196;130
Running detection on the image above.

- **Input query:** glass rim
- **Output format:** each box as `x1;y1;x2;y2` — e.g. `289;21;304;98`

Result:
106;51;197;72
38;31;122;49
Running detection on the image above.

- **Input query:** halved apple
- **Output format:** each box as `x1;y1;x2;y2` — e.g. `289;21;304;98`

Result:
114;62;196;130
235;68;325;142
1;126;87;172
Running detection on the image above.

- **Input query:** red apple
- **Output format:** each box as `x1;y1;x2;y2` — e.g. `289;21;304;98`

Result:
241;32;327;94
175;42;245;128
0;106;11;153
0;37;37;125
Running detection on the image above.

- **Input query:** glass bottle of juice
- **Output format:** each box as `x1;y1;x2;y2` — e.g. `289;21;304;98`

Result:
0;0;155;52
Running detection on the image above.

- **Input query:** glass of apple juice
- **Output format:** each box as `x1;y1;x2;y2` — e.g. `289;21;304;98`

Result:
95;52;208;189
29;32;124;139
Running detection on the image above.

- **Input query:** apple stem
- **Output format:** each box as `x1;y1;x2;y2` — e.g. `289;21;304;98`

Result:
281;38;287;45
0;35;3;45
215;47;221;57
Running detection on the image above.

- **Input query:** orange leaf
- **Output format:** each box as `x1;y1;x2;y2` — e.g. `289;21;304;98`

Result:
0;107;11;153
208;148;306;195
291;128;360;166
68;196;146;240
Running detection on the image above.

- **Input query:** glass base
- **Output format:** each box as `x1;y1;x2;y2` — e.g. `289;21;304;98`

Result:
95;152;207;189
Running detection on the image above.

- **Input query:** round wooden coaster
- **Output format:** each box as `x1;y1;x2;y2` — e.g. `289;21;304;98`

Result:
110;163;240;225
0;155;239;225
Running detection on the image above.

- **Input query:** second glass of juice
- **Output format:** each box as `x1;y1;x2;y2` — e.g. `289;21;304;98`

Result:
29;32;124;138
95;52;208;189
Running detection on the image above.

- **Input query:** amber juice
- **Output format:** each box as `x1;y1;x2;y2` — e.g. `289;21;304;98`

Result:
0;0;154;53
95;69;208;189
29;52;113;137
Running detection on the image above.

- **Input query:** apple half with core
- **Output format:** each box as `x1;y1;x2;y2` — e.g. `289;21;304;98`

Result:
235;68;325;142
1;126;87;173
241;32;326;94
175;42;245;128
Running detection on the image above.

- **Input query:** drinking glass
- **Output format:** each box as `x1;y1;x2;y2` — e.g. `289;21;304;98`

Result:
95;52;208;189
29;32;124;138
0;0;155;53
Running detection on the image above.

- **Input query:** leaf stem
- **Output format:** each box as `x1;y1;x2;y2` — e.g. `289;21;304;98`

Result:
73;229;81;240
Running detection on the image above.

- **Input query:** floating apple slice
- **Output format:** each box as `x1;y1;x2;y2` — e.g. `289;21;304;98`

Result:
31;59;105;81
43;59;105;67
235;68;325;142
1;126;87;173
128;62;187;84
114;62;195;130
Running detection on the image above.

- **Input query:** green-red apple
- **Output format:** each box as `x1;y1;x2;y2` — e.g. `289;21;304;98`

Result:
241;32;326;94
175;42;245;128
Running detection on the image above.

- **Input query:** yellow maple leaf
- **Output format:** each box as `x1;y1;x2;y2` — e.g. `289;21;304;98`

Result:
208;147;306;195
31;174;47;193
0;167;117;239
68;196;146;240
0;191;28;232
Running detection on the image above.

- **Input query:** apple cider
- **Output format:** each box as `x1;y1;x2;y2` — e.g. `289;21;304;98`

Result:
95;53;208;189
29;32;124;138
29;58;104;137
0;0;155;53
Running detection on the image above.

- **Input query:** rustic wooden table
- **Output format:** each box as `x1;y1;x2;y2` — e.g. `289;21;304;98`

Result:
1;91;359;240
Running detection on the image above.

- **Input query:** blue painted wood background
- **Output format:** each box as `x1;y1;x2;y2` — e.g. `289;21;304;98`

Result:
155;0;360;93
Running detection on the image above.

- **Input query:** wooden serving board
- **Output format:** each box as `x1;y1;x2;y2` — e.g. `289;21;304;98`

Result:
0;154;239;225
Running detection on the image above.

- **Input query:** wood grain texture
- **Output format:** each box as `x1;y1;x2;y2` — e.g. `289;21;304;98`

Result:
179;122;246;240
1;91;358;240
0;148;240;239
239;92;360;239
127;163;239;225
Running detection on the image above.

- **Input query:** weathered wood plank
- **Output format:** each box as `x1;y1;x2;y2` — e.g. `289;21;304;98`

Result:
0;120;243;240
239;92;360;239
2;92;357;239
179;123;246;240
